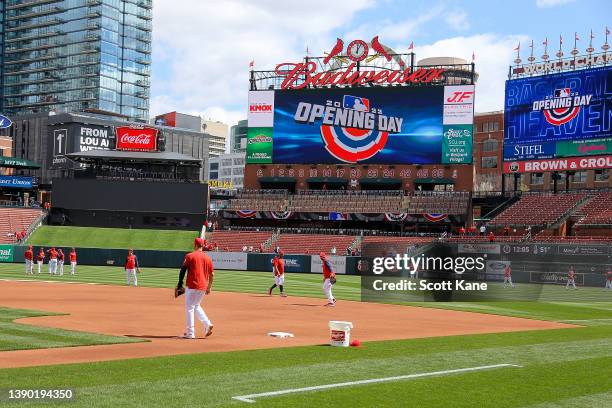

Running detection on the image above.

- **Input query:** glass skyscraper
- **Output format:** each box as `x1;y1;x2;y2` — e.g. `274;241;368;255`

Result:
0;0;152;121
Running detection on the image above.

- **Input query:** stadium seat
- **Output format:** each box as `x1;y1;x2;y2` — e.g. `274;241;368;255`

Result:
0;208;44;244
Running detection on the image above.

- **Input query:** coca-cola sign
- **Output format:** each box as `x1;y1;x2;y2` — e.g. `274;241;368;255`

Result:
115;126;158;152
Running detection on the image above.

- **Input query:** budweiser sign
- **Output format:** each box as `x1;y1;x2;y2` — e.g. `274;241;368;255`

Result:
115;126;158;151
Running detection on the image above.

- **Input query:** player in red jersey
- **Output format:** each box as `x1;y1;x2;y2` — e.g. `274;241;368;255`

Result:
176;237;214;339
69;248;77;275
125;249;140;286
503;264;515;288
268;251;287;297
24;246;34;275
605;267;612;291
57;248;65;276
565;265;577;290
47;247;58;275
320;252;336;306
36;247;45;274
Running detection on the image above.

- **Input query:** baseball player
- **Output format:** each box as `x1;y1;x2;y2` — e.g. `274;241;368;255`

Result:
268;251;287;297
605;267;612;291
47;247;58;275
503;264;515;288
565;265;577;290
57;248;65;276
69;248;77;275
320;252;336;306
125;249;140;286
36;247;45;274
175;237;214;339
24;246;34;275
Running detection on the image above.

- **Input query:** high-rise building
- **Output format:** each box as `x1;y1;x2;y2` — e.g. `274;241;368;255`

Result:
0;0;152;121
230;119;247;153
154;111;227;157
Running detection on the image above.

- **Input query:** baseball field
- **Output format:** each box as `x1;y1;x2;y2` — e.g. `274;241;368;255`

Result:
0;262;611;407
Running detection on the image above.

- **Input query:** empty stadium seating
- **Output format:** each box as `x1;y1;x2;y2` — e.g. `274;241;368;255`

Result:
489;193;586;227
0;207;44;244
209;230;272;252
274;234;357;255
574;191;612;226
225;190;288;212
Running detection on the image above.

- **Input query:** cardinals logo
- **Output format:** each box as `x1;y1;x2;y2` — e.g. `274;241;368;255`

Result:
532;87;593;126
294;95;403;163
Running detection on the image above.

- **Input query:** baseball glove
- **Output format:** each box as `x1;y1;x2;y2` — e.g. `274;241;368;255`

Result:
330;276;337;284
174;286;185;298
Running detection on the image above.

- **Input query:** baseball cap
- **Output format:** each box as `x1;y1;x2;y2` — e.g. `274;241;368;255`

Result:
279;250;285;256
194;237;205;247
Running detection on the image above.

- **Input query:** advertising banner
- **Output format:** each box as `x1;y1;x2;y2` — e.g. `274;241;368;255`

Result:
208;252;248;271
503;154;612;173
555;138;612;157
246;127;273;163
0;245;14;262
247;91;275;127
310;255;347;274
486;260;511;275
272;87;451;164
457;243;501;254
115;126;158;152
504;66;612;162
0;176;33;189
442;124;473;164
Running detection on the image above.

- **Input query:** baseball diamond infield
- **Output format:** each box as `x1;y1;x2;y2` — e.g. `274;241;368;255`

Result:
0;280;575;368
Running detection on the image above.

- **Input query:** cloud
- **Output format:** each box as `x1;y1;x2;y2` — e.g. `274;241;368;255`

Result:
535;0;575;8
408;34;527;112
444;11;470;32
150;0;374;125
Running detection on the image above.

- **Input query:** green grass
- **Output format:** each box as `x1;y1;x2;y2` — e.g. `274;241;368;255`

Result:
26;226;198;251
0;307;143;352
0;265;611;407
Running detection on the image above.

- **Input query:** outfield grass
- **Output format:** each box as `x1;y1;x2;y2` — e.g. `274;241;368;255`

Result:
0;264;611;407
26;226;198;251
0;307;143;352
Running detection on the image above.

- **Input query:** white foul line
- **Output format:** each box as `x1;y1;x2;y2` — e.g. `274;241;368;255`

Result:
232;363;522;403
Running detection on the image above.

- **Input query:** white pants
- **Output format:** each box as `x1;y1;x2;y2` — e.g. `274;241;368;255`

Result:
58;260;64;275
503;276;515;287
126;269;137;286
275;275;285;286
323;278;334;303
71;261;76;275
49;259;57;275
566;279;576;289
25;260;33;275
605;280;612;290
37;261;42;274
185;287;212;337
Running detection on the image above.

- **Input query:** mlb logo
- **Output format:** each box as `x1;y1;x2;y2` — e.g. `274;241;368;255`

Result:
554;88;571;98
343;95;370;112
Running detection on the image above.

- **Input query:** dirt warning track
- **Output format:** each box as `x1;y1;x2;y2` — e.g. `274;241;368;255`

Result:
0;280;575;368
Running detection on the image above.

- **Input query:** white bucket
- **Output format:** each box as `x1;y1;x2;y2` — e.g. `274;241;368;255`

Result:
329;321;353;347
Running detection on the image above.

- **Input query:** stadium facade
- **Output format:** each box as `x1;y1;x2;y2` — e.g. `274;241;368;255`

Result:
0;0;152;121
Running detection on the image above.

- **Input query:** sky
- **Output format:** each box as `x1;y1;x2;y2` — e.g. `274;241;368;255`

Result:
150;0;610;128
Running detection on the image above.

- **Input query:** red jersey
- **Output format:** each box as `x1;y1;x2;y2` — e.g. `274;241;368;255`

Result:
458;227;465;234
48;249;58;260
58;251;64;261
273;257;285;276
125;254;138;269
182;250;214;291
24;249;33;261
503;266;511;278
70;252;77;262
37;251;44;261
607;271;612;281
322;258;334;279
568;270;575;279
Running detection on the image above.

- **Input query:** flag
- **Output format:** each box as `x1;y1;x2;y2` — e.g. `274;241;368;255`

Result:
513;42;520;51
408;41;414;50
248;60;254;68
471;51;475;61
543;37;548;46
560;35;563;44
575;32;580;41
607;26;610;35
590;30;595;39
